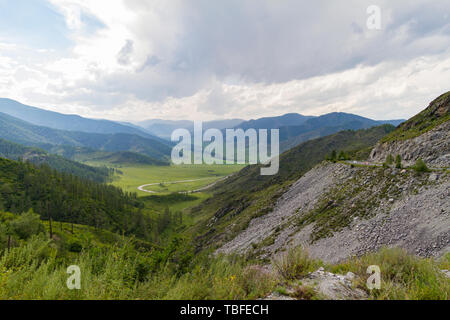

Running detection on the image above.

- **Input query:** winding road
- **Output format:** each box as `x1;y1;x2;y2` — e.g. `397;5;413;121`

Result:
137;176;229;194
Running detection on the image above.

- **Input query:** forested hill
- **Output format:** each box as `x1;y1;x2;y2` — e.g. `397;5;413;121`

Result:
0;111;172;162
0;157;151;239
0;139;112;183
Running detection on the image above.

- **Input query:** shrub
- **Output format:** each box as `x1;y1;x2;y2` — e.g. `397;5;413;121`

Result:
292;285;318;300
395;155;402;169
385;154;394;165
326;150;337;162
67;240;83;253
273;246;320;281
413;159;430;173
9;210;45;240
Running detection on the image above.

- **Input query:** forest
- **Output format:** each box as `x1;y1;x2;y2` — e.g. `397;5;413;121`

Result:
0;157;181;243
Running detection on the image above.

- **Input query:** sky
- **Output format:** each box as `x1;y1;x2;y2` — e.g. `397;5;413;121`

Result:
0;0;449;122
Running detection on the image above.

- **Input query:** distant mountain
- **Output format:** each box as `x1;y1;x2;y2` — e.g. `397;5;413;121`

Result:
225;112;403;152
0;112;171;162
0;139;111;183
84;151;169;166
235;113;315;130
137;119;244;139
0;98;165;141
278;112;404;151
38;144;169;166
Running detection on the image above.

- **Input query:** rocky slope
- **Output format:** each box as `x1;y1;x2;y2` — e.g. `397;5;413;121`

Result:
370;120;449;167
370;92;449;167
217;162;449;263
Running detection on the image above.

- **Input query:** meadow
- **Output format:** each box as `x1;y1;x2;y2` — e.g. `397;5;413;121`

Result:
104;163;246;196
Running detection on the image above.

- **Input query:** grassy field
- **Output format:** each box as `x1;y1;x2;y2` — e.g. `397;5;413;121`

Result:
82;162;245;220
105;164;245;196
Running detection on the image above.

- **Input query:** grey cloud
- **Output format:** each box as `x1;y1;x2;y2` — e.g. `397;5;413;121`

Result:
42;0;450;119
117;39;134;66
137;55;161;72
94;0;450;103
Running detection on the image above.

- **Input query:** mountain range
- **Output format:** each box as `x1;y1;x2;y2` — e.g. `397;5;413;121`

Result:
0;98;404;166
137;118;245;140
0;98;159;140
0;111;172;162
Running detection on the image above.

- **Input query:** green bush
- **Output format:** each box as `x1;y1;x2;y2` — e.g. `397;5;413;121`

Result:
9;210;45;240
395;155;402;169
385;154;394;166
67;240;83;253
273;246;321;280
413;159;430;173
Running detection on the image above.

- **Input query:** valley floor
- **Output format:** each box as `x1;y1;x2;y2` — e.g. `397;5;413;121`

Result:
102;163;245;196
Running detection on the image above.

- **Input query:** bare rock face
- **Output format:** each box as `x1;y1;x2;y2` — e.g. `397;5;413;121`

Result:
301;268;368;300
264;268;368;300
370;120;450;167
370;92;449;167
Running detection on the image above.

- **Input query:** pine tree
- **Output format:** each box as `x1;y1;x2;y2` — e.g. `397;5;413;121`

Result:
395;155;402;169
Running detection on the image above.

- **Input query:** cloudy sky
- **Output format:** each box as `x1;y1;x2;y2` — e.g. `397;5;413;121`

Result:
0;0;449;122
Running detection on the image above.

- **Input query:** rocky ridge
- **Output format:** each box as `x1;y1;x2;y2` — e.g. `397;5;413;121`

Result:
370;120;449;167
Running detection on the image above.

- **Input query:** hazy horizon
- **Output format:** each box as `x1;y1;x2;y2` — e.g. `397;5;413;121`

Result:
0;96;409;124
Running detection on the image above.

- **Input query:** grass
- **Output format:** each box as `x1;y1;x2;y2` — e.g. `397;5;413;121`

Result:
0;222;448;300
271;246;449;300
272;246;322;280
91;163;245;196
330;247;450;300
0;234;277;300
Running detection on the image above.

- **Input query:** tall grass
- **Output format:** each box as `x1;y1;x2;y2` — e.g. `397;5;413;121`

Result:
272;246;321;281
0;236;276;300
330;247;450;300
0;235;448;300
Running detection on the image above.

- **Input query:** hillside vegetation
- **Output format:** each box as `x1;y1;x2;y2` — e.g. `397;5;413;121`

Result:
371;92;450;167
0;139;113;183
0;92;448;301
0;157;148;239
0;211;447;300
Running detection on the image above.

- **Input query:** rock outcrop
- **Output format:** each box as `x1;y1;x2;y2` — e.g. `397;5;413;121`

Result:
370;120;450;167
265;268;368;300
370;92;449;167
